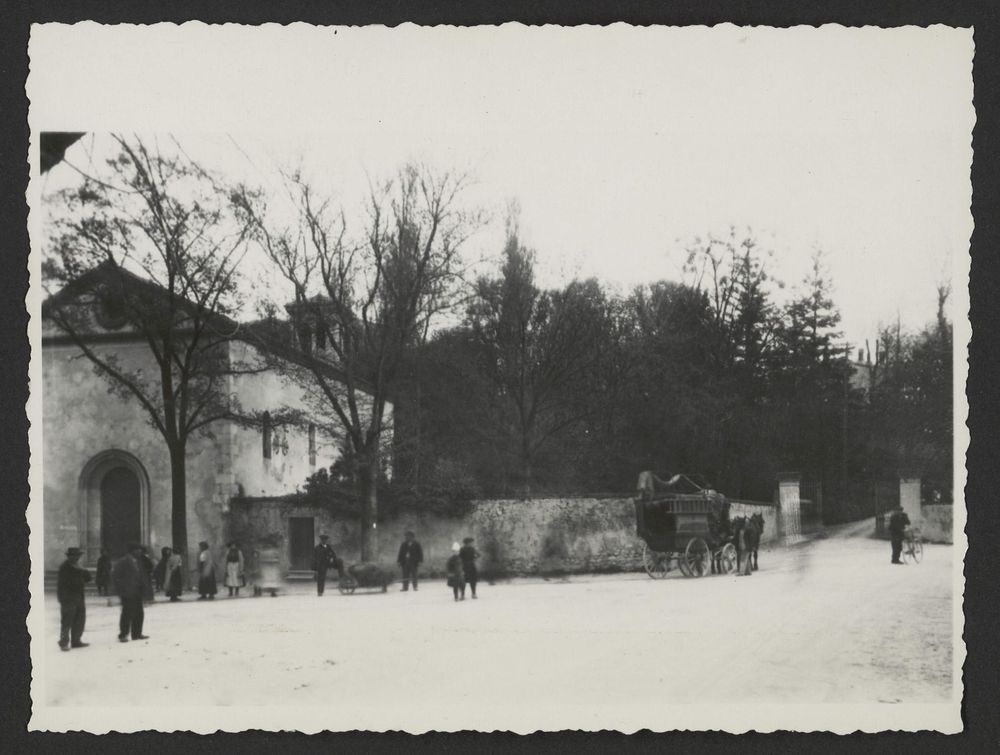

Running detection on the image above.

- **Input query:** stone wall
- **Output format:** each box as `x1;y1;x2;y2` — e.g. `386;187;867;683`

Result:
230;496;784;580
920;504;954;544
465;498;646;576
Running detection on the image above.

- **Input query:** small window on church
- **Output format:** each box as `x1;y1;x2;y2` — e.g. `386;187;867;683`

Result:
308;424;316;466
95;287;128;330
263;412;272;459
316;326;326;350
299;325;312;354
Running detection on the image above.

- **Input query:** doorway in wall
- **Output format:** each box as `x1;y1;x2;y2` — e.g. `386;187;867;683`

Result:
288;517;315;571
79;450;150;566
100;466;142;558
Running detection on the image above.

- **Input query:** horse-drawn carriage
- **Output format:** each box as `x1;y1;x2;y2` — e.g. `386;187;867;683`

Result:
634;473;741;579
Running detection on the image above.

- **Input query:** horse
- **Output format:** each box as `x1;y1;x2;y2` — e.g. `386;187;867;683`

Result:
731;515;747;574
731;515;762;575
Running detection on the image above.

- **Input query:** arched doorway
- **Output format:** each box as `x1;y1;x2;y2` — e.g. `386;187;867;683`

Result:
100;466;142;558
78;450;150;563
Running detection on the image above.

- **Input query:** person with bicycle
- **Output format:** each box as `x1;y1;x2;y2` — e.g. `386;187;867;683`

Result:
888;505;911;565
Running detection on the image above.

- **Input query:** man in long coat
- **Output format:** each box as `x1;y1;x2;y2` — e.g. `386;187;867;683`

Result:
312;534;338;596
112;543;150;642
397;531;424;591
57;546;91;650
888;505;911;564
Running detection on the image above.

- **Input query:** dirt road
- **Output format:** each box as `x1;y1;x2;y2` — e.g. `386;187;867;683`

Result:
33;529;956;730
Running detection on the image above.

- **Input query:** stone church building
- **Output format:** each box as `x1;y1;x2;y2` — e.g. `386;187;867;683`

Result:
40;266;374;578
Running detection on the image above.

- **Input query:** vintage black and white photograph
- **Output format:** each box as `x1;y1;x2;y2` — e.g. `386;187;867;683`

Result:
26;24;971;733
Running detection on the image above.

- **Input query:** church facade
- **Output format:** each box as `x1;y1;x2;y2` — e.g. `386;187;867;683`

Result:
40;271;378;577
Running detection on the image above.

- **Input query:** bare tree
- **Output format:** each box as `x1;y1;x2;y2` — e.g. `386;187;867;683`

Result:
42;135;254;571
680;227;783;493
682;226;781;382
236;164;482;560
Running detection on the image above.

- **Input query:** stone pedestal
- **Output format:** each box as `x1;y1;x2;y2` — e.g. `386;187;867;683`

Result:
899;472;922;526
778;474;803;544
256;547;282;596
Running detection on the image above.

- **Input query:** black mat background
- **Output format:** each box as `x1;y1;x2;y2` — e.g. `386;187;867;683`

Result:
2;2;997;752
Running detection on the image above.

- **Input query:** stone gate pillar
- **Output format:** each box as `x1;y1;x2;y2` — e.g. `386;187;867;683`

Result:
899;471;922;525
778;473;803;544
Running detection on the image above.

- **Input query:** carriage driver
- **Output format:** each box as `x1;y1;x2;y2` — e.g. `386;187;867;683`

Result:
637;470;666;500
637;470;688;500
708;500;733;544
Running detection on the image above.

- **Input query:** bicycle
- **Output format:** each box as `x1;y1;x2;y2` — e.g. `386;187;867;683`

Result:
901;527;923;564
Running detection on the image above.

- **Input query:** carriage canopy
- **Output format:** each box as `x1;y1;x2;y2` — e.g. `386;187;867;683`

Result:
634;491;730;553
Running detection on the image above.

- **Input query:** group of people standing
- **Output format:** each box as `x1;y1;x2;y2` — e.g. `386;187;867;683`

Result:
56;540;248;651
58;531;483;652
59;542;163;650
94;544;184;602
310;531;480;601
59;542;155;646
446;537;480;601
195;541;247;599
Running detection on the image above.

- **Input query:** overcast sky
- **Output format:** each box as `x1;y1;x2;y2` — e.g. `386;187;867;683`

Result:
30;24;974;348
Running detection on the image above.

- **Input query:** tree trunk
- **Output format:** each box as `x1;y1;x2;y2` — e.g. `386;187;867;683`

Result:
414;379;422;488
358;460;379;562
169;446;189;586
520;428;532;497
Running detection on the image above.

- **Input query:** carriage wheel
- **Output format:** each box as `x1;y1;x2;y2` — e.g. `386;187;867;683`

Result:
677;553;691;578
338;577;357;595
643;543;670;579
682;538;711;577
718;542;738;575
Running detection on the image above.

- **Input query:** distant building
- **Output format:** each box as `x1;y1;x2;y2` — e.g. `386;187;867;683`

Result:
848;344;876;396
41;266;388;575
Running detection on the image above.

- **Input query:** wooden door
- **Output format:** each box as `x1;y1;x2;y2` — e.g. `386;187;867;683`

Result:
288;517;315;571
101;466;141;558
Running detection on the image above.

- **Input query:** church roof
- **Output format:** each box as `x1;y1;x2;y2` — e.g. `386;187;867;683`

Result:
42;262;371;392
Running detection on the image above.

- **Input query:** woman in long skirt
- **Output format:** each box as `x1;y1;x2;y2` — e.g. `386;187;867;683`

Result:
164;548;183;601
224;542;245;597
446;542;465;601
197;541;217;599
153;547;170;591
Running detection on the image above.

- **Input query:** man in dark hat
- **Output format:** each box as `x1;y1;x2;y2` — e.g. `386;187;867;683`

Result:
57;547;91;651
459;537;480;599
312;534;338;596
112;543;150;642
396;531;424;591
888;505;911;565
